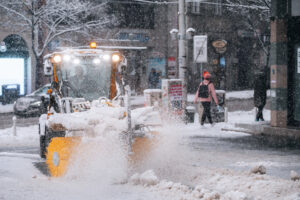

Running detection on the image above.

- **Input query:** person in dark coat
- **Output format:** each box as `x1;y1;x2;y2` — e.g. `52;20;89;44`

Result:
254;70;267;121
148;68;158;89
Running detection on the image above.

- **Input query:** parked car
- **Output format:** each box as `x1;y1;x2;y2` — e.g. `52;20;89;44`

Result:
14;84;50;117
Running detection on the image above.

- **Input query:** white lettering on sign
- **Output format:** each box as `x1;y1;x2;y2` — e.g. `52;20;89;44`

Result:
298;48;300;73
169;84;182;101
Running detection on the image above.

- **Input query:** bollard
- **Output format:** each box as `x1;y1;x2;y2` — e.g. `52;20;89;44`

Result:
12;115;17;136
253;107;258;121
224;107;228;123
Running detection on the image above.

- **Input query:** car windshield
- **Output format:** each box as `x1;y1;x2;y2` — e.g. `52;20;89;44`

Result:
28;85;50;96
59;56;112;101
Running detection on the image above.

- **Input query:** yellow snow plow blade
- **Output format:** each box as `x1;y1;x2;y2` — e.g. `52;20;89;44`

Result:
45;130;158;177
129;131;159;164
46;137;81;177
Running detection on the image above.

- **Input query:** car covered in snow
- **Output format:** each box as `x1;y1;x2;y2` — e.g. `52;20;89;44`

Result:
13;84;50;117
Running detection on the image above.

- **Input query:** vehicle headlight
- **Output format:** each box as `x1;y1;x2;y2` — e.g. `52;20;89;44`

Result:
112;54;121;62
53;55;62;63
30;101;42;107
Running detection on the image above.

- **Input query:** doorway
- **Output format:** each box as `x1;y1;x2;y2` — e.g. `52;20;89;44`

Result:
0;34;29;98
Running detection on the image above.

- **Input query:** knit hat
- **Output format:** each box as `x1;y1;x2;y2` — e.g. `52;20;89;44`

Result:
203;71;211;79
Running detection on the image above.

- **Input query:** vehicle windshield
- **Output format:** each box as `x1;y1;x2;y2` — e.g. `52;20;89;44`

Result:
59;56;112;101
29;85;50;96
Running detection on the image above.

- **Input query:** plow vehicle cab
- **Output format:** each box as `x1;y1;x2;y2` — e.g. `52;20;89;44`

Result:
39;46;132;176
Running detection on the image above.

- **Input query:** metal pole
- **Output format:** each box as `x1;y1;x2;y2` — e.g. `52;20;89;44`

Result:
200;63;203;81
178;0;187;118
124;85;132;153
12;116;17;136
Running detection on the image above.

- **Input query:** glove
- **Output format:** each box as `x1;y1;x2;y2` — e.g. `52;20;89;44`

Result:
217;105;221;112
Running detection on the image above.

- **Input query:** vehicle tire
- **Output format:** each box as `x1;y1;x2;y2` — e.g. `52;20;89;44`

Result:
39;124;46;158
44;126;66;156
39;105;46;116
40;135;46;158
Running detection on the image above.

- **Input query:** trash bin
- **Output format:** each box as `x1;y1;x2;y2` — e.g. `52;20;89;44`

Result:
2;84;20;105
185;106;195;123
143;89;162;107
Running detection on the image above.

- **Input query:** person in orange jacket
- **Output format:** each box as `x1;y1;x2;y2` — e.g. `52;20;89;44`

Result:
193;71;219;126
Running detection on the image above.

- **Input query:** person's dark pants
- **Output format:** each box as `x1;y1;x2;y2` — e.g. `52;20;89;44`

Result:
256;105;264;121
201;102;213;125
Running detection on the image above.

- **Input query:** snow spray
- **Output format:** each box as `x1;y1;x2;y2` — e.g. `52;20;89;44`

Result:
131;123;191;182
65;130;129;184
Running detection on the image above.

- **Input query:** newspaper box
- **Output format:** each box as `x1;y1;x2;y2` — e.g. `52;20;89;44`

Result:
143;89;162;107
161;79;183;115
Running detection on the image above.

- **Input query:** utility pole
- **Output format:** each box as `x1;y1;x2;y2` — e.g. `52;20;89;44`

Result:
178;0;187;118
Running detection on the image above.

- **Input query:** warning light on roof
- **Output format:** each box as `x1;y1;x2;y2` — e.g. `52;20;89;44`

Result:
90;42;97;49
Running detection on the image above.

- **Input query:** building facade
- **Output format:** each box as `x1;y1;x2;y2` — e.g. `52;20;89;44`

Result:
270;0;300;128
0;0;270;98
0;15;35;96
183;1;269;92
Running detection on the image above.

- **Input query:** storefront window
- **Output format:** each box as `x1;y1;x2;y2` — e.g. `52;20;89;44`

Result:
291;0;300;16
294;47;300;121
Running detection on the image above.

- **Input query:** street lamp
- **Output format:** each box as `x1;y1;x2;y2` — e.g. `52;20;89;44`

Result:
186;27;196;40
170;0;196;120
170;29;179;40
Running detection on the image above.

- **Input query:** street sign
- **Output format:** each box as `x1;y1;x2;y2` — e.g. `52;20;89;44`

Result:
193;35;207;63
212;39;227;54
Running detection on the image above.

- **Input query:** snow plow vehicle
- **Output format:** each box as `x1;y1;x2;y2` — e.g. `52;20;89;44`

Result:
39;44;159;177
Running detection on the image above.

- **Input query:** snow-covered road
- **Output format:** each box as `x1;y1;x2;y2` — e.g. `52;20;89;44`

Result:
0;154;167;200
0;110;300;200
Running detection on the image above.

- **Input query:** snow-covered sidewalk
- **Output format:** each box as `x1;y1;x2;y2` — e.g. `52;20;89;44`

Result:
0;103;13;113
0;90;266;114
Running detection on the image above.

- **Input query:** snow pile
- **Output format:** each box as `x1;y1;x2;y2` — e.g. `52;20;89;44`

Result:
0;125;38;147
191;167;300;200
129;171;191;198
47;106;127;132
222;191;248;200
129;170;159;186
290;170;300;181
47;105;160;135
0;103;13;113
250;165;266;175
134;168;300;200
128;170;252;200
